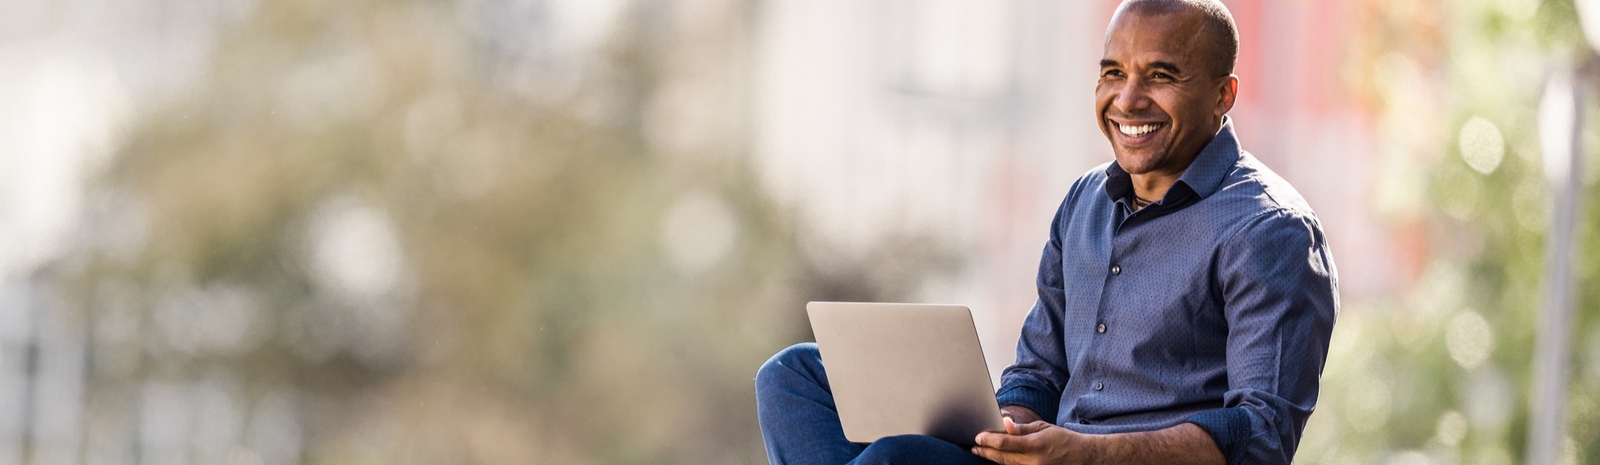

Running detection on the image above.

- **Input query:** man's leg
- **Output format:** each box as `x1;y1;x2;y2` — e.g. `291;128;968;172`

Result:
756;343;864;465
850;435;996;465
754;343;995;465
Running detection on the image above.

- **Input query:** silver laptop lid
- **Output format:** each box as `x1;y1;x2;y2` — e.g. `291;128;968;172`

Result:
807;302;1004;447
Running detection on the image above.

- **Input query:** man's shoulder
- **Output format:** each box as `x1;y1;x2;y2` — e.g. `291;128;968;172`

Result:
1211;150;1319;221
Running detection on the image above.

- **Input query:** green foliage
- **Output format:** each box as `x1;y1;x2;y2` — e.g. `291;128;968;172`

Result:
1299;0;1600;463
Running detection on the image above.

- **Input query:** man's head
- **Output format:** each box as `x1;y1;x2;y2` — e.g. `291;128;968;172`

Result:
1096;0;1239;178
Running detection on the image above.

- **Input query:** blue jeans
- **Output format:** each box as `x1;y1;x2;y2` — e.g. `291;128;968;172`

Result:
755;343;997;465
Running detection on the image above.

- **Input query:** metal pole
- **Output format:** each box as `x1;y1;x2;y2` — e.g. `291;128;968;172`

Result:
1528;61;1587;465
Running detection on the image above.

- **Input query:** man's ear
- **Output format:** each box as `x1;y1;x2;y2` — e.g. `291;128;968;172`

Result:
1215;74;1238;116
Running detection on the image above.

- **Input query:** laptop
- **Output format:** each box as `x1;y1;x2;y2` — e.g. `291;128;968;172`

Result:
806;301;1005;447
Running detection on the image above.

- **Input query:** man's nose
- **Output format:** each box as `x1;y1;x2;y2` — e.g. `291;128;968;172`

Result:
1112;79;1151;113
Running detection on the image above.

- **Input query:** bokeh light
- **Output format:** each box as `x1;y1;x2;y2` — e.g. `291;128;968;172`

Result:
1459;117;1506;175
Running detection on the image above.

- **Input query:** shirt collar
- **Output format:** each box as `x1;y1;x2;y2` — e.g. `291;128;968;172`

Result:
1103;116;1241;204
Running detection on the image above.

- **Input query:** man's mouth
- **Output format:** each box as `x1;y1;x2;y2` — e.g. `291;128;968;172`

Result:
1113;121;1165;138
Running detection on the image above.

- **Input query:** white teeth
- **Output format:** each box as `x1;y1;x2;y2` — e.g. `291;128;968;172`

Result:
1118;123;1160;137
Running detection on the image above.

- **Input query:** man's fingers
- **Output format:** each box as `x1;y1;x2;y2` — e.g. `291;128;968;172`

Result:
974;431;1031;451
971;445;1034;465
974;431;1000;449
969;446;1014;465
1003;416;1020;435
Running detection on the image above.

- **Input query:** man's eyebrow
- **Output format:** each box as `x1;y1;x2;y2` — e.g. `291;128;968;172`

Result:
1098;59;1186;75
1149;61;1183;74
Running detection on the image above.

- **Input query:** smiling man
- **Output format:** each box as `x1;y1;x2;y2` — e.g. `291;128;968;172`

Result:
755;1;1337;464
972;0;1338;464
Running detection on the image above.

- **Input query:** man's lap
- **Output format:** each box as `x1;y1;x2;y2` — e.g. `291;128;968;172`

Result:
756;343;996;465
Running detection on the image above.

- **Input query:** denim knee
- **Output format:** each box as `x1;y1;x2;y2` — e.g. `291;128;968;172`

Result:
756;342;823;393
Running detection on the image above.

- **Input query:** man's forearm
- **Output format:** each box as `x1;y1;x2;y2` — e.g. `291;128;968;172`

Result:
974;412;1228;465
1088;423;1224;465
1001;406;1225;463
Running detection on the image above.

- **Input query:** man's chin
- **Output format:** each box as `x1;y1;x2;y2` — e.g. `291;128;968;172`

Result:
1112;151;1161;174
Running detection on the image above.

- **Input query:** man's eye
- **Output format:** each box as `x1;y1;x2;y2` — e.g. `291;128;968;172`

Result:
1102;70;1125;78
1151;72;1172;80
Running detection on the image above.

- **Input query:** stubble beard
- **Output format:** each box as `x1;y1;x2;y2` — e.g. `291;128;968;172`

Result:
1112;145;1169;175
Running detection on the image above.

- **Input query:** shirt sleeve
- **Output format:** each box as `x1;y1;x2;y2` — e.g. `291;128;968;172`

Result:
1196;209;1338;465
996;195;1075;423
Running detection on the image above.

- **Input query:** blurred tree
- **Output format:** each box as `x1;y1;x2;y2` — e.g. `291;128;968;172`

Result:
56;0;947;464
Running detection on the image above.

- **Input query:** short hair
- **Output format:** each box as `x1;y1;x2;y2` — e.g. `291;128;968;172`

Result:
1119;0;1239;77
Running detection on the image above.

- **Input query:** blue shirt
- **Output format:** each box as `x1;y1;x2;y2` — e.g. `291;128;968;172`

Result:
995;117;1338;465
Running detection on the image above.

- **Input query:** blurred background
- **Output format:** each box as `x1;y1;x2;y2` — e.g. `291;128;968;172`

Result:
0;0;1597;463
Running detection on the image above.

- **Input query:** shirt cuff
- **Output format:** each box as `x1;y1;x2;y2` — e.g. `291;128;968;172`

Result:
995;380;1059;424
1186;408;1251;465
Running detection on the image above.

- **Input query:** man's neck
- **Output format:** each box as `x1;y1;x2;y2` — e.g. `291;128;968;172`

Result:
1129;120;1223;203
1130;170;1183;204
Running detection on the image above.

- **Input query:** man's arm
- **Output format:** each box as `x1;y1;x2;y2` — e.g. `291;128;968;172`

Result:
995;193;1080;422
1205;210;1338;464
972;419;1224;465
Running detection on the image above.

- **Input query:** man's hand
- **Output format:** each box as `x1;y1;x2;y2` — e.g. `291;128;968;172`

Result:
971;417;1097;465
973;420;1225;465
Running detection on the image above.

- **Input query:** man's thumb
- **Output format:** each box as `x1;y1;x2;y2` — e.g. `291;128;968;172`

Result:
1002;416;1020;435
1013;420;1052;435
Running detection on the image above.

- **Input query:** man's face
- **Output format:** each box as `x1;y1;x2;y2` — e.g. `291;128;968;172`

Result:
1095;9;1234;177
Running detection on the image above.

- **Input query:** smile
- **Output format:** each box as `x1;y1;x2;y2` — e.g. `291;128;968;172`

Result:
1116;122;1164;137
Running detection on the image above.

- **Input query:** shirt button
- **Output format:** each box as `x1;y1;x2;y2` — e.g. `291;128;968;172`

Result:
1110;265;1121;275
1093;382;1104;391
1096;323;1107;333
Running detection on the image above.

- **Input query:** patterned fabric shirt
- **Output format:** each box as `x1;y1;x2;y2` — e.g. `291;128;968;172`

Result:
995;117;1339;465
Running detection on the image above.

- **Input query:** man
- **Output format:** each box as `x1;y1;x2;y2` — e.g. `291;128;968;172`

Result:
755;0;1337;464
